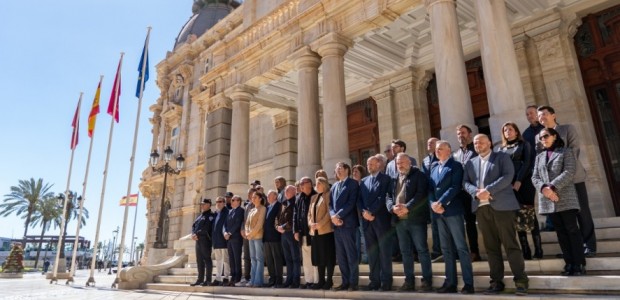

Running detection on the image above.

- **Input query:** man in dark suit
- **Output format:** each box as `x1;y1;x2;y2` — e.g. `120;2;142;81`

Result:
536;105;597;256
294;182;317;288
429;141;474;294
212;197;230;286
224;195;245;285
422;137;441;261
263;190;283;287
387;153;432;292
277;185;300;288
190;199;215;286
452;124;481;261
359;156;392;291
463;134;528;296
330;162;360;292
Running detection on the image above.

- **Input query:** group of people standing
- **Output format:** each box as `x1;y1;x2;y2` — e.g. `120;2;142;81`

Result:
188;104;596;296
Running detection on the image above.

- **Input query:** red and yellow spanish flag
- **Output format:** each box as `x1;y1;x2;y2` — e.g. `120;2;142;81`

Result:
119;193;139;206
87;77;102;138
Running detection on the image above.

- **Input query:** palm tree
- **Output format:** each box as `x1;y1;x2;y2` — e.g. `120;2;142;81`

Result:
28;195;62;269
0;178;55;248
55;191;89;260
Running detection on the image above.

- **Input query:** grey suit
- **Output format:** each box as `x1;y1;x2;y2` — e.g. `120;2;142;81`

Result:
532;148;580;215
463;151;528;288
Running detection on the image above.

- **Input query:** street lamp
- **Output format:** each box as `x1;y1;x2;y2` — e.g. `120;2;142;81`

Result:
150;146;184;248
108;226;119;275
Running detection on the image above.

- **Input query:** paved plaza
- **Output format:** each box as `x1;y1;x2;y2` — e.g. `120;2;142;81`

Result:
1;269;620;300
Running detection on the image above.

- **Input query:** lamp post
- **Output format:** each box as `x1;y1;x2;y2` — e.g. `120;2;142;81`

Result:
108;226;119;275
150;146;184;248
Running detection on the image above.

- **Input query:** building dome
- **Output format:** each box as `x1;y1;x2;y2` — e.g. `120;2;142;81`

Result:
174;0;240;50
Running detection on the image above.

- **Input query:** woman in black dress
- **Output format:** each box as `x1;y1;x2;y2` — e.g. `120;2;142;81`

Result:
497;122;543;259
307;177;336;290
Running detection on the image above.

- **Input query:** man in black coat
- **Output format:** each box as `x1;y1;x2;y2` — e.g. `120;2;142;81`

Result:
212;196;230;286
190;198;215;286
264;190;283;287
224;195;245;285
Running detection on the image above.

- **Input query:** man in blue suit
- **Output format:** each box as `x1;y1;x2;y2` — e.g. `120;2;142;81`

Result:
359;156;392;291
330;162;360;291
463;134;529;296
387;153;432;292
429;141;474;294
223;195;245;285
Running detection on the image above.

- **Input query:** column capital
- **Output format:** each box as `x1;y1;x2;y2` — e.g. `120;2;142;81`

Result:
291;46;321;70
313;32;352;58
205;93;232;114
272;110;298;129
424;0;455;10
226;84;257;103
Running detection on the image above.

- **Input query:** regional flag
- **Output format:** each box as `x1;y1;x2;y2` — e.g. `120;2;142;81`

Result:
88;78;102;137
70;97;82;150
135;34;149;98
107;55;123;123
119;193;139;206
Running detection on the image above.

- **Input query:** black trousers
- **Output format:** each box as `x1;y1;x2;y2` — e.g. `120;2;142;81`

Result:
549;209;586;266
227;238;243;283
196;240;213;283
575;182;597;251
243;238;251;280
363;219;393;288
460;191;479;254
264;241;283;284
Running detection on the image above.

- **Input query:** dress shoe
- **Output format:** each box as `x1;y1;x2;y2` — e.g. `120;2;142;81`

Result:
348;285;359;292
332;284;348;291
515;286;528;296
460;284;475;294
398;282;415;292
211;280;221;286
417;279;433;292
222;279;229;285
584;248;596;258
312;282;325;290
470;252;481;262
322;280;333;290
378;285;392;292
483;281;505;295
561;264;573;276
436;285;457;293
366;283;380;291
189;280;203;286
431;253;444;263
200;281;211;286
571;264;586;276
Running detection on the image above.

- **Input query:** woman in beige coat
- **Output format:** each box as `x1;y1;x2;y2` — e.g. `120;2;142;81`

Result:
245;191;266;287
308;177;336;290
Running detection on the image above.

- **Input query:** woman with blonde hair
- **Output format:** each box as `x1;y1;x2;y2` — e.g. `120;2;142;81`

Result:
307;177;336;290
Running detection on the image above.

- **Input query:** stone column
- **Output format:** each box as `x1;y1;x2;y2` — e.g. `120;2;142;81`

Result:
316;33;352;174
272;110;298;181
474;0;527;142
293;46;322;179
370;85;397;147
203;93;232;198
226;85;253;196
425;0;476;146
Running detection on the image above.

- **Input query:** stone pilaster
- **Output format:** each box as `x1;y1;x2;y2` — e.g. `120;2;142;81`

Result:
526;13;613;217
474;0;527;142
370;85;396;148
272;110;298;181
315;33;352;175
292;46;322;179
226;85;254;196
425;0;476;147
203;93;232;198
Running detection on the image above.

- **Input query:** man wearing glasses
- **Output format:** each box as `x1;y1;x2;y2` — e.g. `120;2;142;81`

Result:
224;195;245;286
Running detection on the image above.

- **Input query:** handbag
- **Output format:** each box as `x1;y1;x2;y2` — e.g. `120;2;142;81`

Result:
515;205;536;232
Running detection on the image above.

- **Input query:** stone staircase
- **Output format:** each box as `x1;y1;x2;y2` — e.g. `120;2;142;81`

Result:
143;217;620;299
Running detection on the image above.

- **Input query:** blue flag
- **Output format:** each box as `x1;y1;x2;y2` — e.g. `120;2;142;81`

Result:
135;38;149;98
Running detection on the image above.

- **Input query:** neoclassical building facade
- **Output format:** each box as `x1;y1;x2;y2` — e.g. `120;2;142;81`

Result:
140;0;620;262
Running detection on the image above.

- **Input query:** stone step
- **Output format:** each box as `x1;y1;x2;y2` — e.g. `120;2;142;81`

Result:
593;217;620;229
148;274;620;295
542;240;620;255
163;257;620;279
540;228;620;243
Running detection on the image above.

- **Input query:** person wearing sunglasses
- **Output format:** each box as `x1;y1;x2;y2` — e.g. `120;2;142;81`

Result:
532;127;584;276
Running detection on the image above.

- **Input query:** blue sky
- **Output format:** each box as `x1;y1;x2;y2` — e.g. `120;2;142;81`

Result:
0;1;192;258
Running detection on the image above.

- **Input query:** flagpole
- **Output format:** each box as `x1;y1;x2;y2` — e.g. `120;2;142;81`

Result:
113;27;151;289
51;92;83;284
66;75;104;285
129;193;140;265
86;53;124;287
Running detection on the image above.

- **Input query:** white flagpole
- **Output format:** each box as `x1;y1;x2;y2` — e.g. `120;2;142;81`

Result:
51;92;83;284
113;27;151;289
86;53;124;287
67;75;104;284
129;193;140;265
